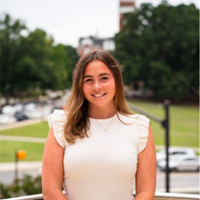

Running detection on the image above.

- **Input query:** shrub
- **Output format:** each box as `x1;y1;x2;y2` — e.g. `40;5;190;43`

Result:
0;175;42;198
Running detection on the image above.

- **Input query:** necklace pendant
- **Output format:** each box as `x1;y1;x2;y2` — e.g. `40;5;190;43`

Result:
95;115;115;133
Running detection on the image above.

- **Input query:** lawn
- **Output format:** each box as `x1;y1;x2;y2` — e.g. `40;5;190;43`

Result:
0;122;48;162
0;100;199;162
0;141;45;162
128;100;199;147
0;121;49;138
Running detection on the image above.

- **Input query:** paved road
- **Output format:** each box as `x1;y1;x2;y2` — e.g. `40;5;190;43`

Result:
0;161;42;185
156;170;199;193
0;170;41;185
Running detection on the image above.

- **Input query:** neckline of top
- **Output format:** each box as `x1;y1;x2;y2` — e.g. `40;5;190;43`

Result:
89;114;116;121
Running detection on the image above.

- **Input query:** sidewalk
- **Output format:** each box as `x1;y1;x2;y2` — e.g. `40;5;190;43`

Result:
0;135;46;143
156;187;200;194
0;161;42;173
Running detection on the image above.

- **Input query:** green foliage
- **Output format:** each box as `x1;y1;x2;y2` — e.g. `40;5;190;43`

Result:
115;3;199;101
0;175;42;198
0;14;26;102
0;14;79;103
50;44;79;89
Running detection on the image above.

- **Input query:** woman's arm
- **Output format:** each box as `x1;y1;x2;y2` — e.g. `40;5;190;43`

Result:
135;126;157;200
42;127;68;200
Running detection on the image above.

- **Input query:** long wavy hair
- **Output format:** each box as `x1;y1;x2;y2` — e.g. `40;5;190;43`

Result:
63;50;132;143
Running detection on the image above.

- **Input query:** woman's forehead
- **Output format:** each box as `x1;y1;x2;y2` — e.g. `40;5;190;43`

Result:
84;60;112;76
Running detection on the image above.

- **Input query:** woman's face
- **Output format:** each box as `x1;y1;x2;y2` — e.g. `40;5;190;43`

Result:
83;60;116;112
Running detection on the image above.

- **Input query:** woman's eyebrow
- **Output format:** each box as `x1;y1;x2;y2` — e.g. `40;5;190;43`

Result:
99;73;110;77
83;75;93;79
83;73;110;79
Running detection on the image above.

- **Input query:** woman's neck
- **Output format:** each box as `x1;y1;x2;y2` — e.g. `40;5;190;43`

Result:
88;105;116;119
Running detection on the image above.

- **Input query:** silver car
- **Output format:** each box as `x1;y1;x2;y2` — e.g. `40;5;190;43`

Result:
157;156;199;172
156;147;196;163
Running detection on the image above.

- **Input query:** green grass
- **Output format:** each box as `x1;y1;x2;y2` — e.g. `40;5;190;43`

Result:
128;100;199;147
0;121;49;138
0;141;45;162
0;101;199;162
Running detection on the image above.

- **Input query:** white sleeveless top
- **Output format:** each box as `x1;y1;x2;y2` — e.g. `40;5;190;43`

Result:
48;110;149;200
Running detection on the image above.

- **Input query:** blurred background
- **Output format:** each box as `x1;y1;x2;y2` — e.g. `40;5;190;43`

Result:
0;0;199;198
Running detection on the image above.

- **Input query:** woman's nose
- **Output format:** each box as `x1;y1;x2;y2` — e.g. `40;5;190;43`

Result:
93;80;102;91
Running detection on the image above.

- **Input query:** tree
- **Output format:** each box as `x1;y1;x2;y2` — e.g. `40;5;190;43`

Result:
0;14;79;103
0;14;26;103
63;45;79;84
50;44;79;89
114;2;199;100
14;28;55;93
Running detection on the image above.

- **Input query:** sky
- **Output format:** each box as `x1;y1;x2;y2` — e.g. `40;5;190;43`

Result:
1;0;199;48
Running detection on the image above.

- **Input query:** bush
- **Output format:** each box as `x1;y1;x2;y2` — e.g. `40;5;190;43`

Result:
0;175;42;198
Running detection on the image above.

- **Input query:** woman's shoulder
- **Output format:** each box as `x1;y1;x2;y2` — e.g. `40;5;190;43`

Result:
119;113;150;153
47;109;66;127
118;112;149;124
47;109;68;148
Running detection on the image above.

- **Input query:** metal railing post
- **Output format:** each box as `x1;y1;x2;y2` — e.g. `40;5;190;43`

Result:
15;150;18;185
128;100;171;193
163;100;170;193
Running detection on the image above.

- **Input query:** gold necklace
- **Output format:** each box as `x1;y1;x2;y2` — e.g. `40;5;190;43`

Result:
95;115;115;132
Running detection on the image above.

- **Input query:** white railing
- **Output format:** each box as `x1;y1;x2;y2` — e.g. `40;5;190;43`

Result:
1;193;200;200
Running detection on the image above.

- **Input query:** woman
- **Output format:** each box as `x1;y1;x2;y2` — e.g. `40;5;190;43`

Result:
42;50;156;200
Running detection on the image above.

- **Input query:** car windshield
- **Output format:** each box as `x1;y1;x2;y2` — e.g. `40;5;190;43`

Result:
170;156;196;161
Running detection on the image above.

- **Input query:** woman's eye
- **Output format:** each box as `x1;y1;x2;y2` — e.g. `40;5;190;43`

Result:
101;77;108;81
85;79;92;82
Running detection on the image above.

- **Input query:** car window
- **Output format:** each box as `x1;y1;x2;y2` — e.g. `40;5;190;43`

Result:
172;151;186;155
184;158;197;161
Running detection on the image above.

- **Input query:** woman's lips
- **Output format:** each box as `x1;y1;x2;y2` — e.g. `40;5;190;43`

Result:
92;93;106;98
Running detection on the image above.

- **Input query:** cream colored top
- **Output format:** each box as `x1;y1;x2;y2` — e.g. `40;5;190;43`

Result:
48;110;149;200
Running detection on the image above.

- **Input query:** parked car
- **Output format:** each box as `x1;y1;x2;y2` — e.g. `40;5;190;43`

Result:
1;105;15;115
157;155;199;172
14;111;29;121
23;102;43;119
0;114;17;125
156;147;196;163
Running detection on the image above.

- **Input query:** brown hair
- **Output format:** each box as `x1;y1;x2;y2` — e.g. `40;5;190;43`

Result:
63;50;132;143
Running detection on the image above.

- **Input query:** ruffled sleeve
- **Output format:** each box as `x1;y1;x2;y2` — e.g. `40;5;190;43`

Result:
134;114;150;153
48;109;67;148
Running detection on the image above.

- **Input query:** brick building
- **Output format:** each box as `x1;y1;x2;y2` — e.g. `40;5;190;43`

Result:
119;0;136;31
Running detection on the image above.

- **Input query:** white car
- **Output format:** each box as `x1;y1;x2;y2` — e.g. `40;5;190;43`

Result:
157;155;199;172
0;114;17;125
156;147;196;163
23;103;43;119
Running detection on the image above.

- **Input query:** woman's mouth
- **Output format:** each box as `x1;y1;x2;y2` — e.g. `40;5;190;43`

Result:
92;93;106;98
